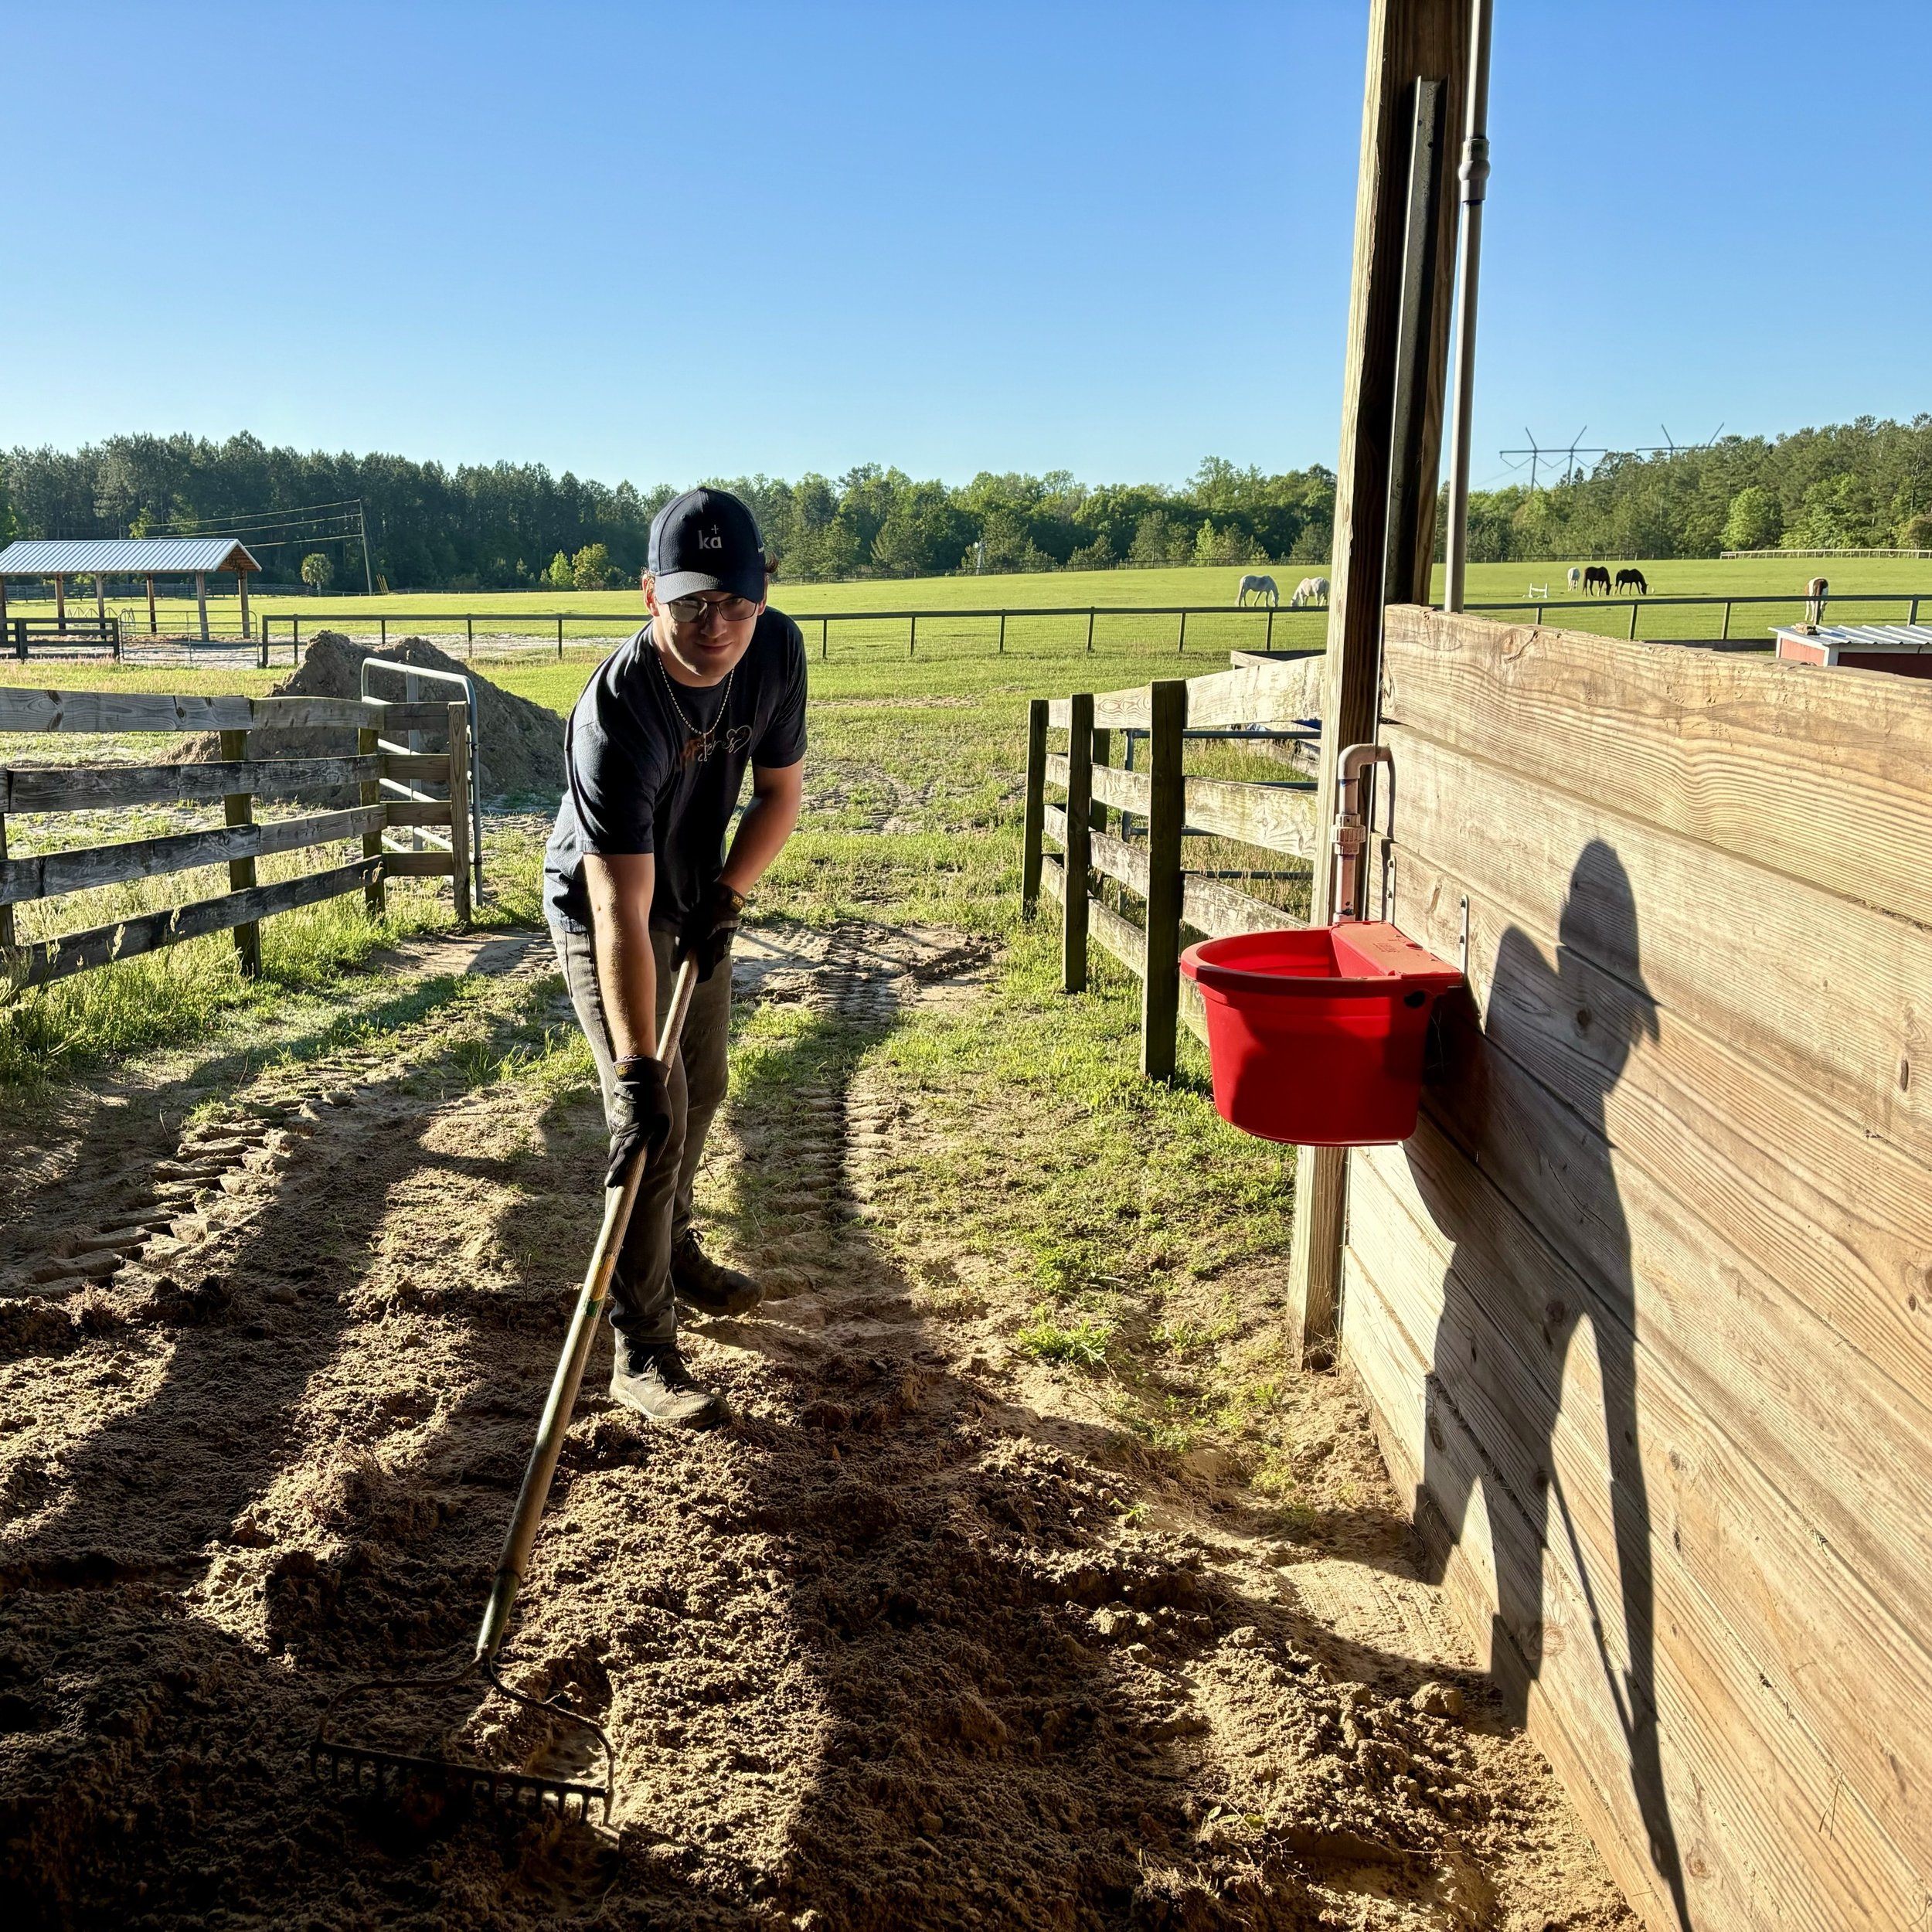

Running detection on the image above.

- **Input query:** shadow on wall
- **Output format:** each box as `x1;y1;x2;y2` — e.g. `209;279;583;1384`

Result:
1407;840;1690;1931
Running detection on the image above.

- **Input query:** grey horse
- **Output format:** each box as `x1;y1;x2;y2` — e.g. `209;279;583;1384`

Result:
1290;575;1331;610
1236;573;1279;607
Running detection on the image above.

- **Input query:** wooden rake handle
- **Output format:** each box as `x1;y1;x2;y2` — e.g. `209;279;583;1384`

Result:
475;955;699;1662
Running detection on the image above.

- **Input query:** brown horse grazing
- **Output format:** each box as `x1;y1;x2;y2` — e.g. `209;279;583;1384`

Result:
1583;565;1612;595
1614;567;1648;594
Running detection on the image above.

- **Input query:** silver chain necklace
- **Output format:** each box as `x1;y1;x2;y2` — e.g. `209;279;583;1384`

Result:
653;644;734;765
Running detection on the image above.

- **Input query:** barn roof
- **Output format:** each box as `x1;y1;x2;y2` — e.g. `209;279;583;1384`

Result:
1773;623;1932;652
0;538;261;577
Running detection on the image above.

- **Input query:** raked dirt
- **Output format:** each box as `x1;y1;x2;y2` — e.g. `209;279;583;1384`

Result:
0;923;1633;1930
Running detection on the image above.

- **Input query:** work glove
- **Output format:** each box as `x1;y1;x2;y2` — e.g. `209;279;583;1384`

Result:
673;879;746;983
606;1056;673;1187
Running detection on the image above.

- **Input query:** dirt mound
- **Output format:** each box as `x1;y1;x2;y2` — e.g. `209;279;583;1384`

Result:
180;633;566;804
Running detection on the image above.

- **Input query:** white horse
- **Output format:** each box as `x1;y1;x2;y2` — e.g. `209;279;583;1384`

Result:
1289;575;1330;609
1566;566;1582;590
1236;573;1279;607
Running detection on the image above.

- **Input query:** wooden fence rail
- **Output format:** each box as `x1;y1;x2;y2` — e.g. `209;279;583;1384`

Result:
0;686;473;995
1022;654;1323;1077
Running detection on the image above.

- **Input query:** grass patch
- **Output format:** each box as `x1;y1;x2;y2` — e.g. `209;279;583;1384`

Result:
1014;1305;1114;1369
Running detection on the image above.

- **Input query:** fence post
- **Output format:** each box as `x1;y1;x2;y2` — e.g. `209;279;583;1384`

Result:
1266;607;1275;651
219;729;262;977
379;617;388;646
1021;698;1047;917
1178;611;1188;654
1086;607;1095;654
1062;692;1093;994
447;702;473;927
998;611;1006;655
1912;597;1921;625
1721;600;1732;641
359;725;387;918
1628;598;1641;641
910;614;917;658
0;808;14;954
556;615;563;658
821;617;829;660
1141;679;1186;1081
1089;729;1111;837
467;614;474;651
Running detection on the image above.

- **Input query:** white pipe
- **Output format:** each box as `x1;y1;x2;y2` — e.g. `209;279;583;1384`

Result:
1334;743;1393;921
1442;0;1495;614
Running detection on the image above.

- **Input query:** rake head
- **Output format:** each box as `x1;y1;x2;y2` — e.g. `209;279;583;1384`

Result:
310;1659;614;1825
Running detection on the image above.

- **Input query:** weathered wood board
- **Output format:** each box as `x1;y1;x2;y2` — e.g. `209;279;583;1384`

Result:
1343;611;1932;1929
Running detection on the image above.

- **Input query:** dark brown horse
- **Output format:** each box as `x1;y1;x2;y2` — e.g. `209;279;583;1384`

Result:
1614;567;1648;595
1582;565;1612;595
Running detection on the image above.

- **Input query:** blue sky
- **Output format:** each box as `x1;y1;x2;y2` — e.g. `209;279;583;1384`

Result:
4;2;1925;493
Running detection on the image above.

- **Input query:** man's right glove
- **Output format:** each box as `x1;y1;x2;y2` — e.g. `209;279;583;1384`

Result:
607;1055;673;1186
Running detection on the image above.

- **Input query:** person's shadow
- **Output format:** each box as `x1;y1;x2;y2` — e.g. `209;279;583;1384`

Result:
1406;840;1689;1930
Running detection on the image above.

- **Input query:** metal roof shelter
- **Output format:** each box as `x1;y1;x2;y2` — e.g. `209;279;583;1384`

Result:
0;536;263;644
1774;621;1932;679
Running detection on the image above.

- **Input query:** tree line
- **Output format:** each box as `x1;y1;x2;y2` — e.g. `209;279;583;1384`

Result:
1453;413;1932;563
0;435;1334;590
2;417;1926;590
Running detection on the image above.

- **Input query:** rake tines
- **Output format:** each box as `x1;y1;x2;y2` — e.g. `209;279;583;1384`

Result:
309;1733;611;1822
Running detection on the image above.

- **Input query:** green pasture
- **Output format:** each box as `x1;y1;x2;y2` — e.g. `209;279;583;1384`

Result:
42;552;1926;668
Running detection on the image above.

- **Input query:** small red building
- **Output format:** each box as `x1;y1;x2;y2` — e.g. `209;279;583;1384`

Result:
1774;622;1932;679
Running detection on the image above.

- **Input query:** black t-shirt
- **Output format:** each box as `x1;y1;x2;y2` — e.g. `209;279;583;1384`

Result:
543;611;808;932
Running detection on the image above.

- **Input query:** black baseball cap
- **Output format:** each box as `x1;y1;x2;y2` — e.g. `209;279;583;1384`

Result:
648;488;767;602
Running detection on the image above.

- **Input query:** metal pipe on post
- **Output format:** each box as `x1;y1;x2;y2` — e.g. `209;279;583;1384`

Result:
1441;0;1495;614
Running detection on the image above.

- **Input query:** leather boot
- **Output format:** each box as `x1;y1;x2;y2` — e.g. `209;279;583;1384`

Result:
671;1230;763;1317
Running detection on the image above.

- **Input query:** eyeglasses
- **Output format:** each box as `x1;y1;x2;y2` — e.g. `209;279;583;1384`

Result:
665;594;759;627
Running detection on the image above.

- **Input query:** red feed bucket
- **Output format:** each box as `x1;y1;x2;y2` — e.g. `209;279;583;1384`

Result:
1179;923;1464;1146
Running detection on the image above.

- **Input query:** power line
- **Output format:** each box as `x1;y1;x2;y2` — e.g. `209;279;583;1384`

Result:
1498;422;1728;489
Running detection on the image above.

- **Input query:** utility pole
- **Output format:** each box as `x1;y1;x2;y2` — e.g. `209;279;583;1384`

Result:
357;500;375;596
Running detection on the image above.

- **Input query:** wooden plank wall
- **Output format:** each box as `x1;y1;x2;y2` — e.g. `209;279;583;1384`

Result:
1343;605;1932;1929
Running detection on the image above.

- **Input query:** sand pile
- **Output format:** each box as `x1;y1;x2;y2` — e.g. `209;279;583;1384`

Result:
179;634;567;805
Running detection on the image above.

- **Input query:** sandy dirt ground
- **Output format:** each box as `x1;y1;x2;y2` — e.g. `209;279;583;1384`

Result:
0;923;1633;1930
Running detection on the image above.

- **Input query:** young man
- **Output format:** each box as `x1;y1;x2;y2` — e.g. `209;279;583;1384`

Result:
544;488;805;1428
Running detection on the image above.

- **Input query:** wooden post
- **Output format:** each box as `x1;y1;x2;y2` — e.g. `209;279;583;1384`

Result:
467;614;474;647
1266;607;1275;651
998;611;1006;655
55;575;66;628
0;576;9;655
237;568;250;643
195;572;209;641
94;574;106;623
1286;0;1470;1372
1061;693;1093;993
1089;728;1111;838
1140;679;1186;1080
821;616;829;660
556;615;563;658
1021;697;1048;916
1178;610;1188;654
379;617;388;646
1628;597;1641;641
145;575;157;634
1086;607;1095;653
219;729;261;977
910;614;917;658
447;702;473;926
359;726;387;918
0;809;14;954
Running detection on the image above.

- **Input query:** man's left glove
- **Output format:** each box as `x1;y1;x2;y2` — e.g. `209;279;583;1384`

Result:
607;1056;673;1186
673;879;746;983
